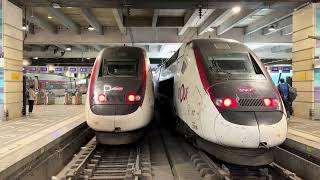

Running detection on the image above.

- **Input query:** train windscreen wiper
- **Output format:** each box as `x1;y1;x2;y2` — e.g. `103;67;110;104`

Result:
210;59;232;76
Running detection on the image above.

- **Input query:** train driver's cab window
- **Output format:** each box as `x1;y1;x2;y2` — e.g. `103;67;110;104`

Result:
208;53;262;74
99;59;137;76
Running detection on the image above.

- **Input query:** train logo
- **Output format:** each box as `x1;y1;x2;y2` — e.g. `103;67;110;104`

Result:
103;85;124;92
178;84;189;102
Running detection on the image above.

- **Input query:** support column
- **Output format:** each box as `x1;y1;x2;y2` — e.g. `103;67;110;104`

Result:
3;1;23;120
292;4;315;119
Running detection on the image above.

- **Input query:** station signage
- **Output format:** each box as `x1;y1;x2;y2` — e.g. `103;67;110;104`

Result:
68;67;77;73
55;67;64;73
282;66;291;72
40;67;48;73
271;67;279;72
79;67;88;74
28;66;38;73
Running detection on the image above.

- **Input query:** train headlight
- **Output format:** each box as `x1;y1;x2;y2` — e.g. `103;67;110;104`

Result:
215;97;238;108
127;94;135;102
126;93;141;103
262;97;278;108
98;94;107;102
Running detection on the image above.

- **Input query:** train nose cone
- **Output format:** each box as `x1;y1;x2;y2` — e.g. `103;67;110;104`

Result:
214;113;260;148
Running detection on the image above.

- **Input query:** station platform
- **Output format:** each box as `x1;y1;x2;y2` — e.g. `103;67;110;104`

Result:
285;116;320;164
0;105;92;180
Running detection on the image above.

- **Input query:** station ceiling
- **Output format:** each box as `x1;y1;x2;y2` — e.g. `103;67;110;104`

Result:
10;0;310;65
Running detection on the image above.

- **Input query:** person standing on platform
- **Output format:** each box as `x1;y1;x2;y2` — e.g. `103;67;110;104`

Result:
278;78;291;119
28;85;36;115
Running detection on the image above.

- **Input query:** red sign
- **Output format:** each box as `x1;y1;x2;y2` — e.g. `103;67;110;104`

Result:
239;87;255;93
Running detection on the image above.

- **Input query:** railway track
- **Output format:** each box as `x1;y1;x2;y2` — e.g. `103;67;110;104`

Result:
55;128;304;180
54;138;152;180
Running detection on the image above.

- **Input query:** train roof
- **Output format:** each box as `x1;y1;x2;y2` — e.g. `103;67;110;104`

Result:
189;38;242;44
102;46;146;52
189;38;249;52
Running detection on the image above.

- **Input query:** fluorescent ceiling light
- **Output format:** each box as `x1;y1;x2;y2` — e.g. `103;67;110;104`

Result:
207;27;214;32
65;47;72;51
268;25;276;31
232;6;241;14
33;57;39;60
52;3;61;8
88;26;95;31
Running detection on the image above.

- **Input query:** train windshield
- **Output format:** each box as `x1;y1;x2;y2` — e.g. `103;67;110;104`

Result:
208;53;257;74
100;60;137;76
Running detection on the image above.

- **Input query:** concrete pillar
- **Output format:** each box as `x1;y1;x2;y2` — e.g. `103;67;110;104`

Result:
3;1;23;120
292;4;315;119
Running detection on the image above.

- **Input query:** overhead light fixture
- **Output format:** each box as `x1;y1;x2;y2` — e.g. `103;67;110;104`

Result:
23;59;31;66
52;3;61;9
22;22;28;31
207;27;214;32
88;26;95;31
268;25;276;31
48;15;53;19
232;6;241;14
33;57;39;60
65;47;72;51
22;25;28;30
86;57;91;60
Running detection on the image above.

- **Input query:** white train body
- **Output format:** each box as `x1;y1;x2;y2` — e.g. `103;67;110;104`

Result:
155;39;287;165
86;47;154;144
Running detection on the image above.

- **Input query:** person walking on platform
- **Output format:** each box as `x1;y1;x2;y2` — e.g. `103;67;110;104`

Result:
27;85;36;115
278;78;291;119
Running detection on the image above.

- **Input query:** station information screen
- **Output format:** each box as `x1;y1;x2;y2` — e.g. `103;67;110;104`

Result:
271;67;279;72
40;67;48;73
79;67;88;73
55;67;64;73
68;67;77;73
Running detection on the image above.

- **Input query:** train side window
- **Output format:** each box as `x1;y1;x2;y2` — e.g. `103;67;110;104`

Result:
165;50;179;68
181;61;187;74
249;54;263;74
98;60;104;77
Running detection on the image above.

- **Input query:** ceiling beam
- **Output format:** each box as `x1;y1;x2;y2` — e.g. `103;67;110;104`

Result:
73;45;87;51
270;46;292;53
46;7;81;34
262;16;292;36
198;9;228;35
81;8;103;34
92;45;103;51
112;8;126;34
178;10;198;35
10;0;303;9
26;9;57;34
159;45;165;53
55;44;67;50
217;8;261;35
179;9;214;36
25;27;291;45
124;16;183;27
152;9;159;27
245;9;292;35
281;25;292;36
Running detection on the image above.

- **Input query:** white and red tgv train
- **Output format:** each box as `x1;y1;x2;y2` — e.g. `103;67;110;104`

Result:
154;38;287;166
86;46;154;145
